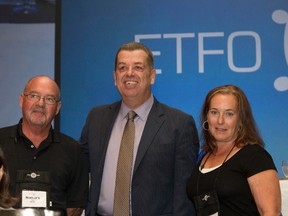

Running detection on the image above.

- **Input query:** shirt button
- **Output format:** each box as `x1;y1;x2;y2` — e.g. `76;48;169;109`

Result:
31;145;34;148
33;156;37;160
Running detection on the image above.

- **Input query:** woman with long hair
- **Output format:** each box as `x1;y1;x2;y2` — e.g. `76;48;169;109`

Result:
0;147;18;209
187;84;281;215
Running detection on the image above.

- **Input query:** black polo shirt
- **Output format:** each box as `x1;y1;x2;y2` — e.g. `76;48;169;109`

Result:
0;120;89;213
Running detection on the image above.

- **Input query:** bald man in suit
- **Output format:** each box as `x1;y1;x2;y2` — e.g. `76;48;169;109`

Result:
80;42;199;216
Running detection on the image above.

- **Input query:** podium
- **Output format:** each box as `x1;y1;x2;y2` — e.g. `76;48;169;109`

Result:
280;178;288;216
0;208;61;216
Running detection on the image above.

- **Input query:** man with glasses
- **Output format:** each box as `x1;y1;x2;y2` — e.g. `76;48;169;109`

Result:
0;76;89;216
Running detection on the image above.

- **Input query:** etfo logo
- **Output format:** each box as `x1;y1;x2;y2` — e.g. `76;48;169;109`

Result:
135;9;288;92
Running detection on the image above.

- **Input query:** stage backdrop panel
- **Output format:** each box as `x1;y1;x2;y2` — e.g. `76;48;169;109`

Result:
0;1;56;128
61;0;288;177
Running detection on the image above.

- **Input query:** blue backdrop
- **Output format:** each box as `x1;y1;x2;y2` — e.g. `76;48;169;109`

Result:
61;0;288;177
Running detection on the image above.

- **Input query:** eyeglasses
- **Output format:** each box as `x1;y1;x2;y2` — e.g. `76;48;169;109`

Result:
23;93;60;105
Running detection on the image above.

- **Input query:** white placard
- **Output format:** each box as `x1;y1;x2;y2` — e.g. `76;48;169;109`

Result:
22;190;47;208
280;179;288;216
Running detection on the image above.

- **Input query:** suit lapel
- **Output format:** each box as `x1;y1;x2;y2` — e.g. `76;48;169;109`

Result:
133;101;165;174
96;102;121;168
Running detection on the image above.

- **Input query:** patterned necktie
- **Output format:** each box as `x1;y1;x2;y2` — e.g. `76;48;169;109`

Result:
113;111;137;216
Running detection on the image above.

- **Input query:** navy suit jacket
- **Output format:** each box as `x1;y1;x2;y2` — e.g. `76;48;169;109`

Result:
80;98;199;216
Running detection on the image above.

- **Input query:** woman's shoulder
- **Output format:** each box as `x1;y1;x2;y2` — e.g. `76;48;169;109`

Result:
240;143;265;154
231;144;273;166
236;144;273;161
